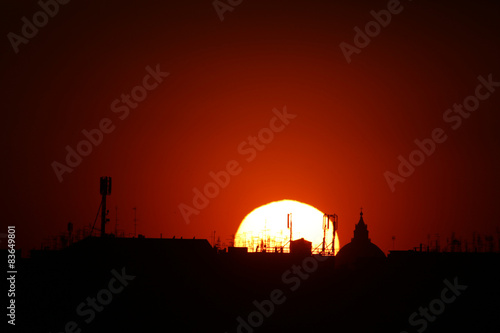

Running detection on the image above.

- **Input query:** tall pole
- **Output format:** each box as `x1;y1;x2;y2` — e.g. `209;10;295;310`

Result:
322;214;328;254
100;177;112;237
328;214;338;255
332;215;336;254
287;213;292;243
101;185;106;237
323;214;337;254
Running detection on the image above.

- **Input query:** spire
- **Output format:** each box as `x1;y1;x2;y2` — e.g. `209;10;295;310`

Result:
358;207;365;226
353;208;369;242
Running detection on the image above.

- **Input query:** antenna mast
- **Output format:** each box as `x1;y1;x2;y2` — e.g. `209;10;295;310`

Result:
99;177;112;237
323;214;338;255
287;213;293;243
332;214;338;254
322;214;329;254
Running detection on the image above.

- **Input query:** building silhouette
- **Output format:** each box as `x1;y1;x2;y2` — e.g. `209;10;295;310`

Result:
19;205;500;332
335;210;385;268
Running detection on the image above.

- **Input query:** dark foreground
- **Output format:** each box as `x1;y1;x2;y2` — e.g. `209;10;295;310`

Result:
9;237;500;333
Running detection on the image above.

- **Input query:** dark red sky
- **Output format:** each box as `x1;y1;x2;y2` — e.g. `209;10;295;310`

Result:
2;0;499;255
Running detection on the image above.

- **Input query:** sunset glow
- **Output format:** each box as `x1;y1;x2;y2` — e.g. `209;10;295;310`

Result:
235;200;339;254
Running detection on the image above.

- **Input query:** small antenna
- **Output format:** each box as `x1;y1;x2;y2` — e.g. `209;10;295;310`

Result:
99;177;112;237
287;213;292;241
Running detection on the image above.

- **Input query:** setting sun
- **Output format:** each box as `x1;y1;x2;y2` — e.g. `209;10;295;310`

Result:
235;199;339;254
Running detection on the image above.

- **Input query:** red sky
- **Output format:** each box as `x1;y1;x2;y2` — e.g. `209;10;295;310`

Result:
2;0;500;255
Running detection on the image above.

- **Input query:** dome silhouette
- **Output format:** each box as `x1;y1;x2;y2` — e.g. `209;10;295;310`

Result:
335;210;386;268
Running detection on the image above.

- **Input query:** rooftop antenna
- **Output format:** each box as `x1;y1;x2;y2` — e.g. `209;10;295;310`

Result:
99;177;112;237
322;214;329;254
287;213;293;249
392;236;396;250
331;214;338;254
323;214;338;255
227;235;235;247
264;219;267;252
263;219;272;252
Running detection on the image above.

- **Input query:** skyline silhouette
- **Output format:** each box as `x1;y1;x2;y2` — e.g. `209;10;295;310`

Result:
3;0;500;258
3;0;500;331
11;207;500;332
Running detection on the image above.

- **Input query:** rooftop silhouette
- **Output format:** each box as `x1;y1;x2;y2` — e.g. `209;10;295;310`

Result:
15;209;500;333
